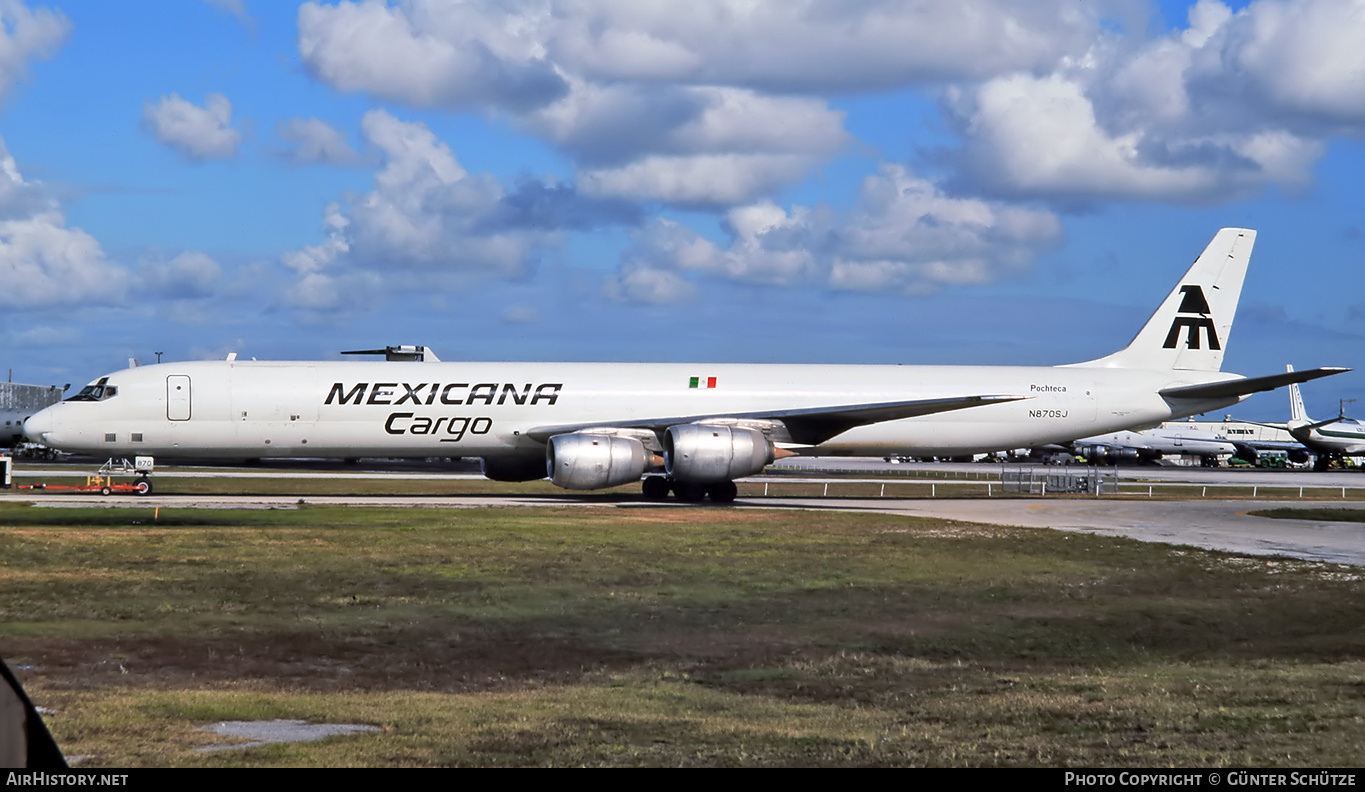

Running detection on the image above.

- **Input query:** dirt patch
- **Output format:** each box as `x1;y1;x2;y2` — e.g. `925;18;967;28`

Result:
7;631;655;694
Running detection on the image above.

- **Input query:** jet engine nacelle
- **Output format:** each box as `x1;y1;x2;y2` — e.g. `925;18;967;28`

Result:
547;433;649;490
481;456;547;482
664;424;773;483
1288;448;1310;464
1076;444;1138;464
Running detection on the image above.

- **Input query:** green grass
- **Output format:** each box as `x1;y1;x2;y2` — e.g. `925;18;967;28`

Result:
1;502;1363;766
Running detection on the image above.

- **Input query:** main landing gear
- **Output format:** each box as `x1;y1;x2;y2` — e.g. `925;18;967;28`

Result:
641;476;738;503
1314;454;1344;472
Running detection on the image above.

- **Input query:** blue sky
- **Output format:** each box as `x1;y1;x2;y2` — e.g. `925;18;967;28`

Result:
0;0;1361;421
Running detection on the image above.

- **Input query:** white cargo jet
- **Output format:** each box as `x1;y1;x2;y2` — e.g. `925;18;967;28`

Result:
23;228;1348;501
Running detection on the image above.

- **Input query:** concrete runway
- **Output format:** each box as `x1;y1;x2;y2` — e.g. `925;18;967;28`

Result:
766;497;1365;567
5;459;1364;566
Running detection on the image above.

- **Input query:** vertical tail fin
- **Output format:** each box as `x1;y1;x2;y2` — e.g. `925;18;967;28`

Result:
1072;228;1255;371
1287;364;1311;426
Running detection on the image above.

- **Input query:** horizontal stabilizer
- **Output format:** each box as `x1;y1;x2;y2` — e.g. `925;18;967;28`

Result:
1302;416;1351;432
1159;367;1349;402
528;394;1025;446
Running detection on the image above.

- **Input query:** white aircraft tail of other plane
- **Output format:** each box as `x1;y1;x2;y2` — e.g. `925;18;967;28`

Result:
1288;364;1311;426
23;228;1349;501
1285;364;1365;469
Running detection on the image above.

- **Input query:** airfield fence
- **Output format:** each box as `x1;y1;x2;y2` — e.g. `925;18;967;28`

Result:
746;464;1365;501
1000;466;1119;496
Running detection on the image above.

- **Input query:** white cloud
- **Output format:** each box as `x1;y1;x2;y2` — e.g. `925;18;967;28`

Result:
285;269;383;312
278;117;358;165
551;0;1106;92
949;73;1228;202
282;0;1365;304
142;92;242;161
0;135;126;308
603;262;697;304
297;0;1103;100
942;0;1365;203
612;164;1061;300
833;166;1061;290
1196;0;1365;129
350;109;538;272
529;82;847;166
0;137;46;219
0;215;125;307
541;85;849;206
0;0;69;102
297;0;566;112
281;202;349;277
295;1;1089;208
580;153;821;208
279;110;556;311
138;250;222;299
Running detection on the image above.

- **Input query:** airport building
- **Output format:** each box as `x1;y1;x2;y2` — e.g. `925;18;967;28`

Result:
1162;416;1295;445
1;382;66;447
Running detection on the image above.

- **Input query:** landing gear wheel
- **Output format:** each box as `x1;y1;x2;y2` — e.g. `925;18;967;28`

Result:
642;477;670;501
674;482;707;502
135;479;153;496
707;481;738;503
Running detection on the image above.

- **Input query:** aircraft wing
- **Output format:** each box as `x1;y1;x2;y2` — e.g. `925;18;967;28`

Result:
526;393;1026;446
1159;367;1349;402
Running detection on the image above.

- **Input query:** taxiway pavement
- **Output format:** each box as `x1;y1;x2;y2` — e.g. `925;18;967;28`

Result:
5;488;1362;567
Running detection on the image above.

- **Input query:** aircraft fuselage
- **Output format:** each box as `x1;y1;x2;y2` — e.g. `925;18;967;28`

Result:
25;359;1244;460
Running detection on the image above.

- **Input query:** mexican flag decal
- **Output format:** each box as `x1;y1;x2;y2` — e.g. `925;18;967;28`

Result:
689;376;718;389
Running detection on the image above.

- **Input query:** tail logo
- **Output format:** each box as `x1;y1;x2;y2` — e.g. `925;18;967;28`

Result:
1162;285;1220;350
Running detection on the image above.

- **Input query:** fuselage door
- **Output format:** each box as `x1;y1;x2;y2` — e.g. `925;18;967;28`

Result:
167;375;191;421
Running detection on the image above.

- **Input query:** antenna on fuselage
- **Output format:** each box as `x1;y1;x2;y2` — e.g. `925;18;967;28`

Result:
341;345;441;362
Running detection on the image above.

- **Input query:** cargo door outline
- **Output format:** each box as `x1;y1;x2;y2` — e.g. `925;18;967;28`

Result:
167;375;191;421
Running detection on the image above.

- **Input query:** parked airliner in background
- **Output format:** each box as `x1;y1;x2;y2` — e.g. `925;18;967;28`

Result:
1068;426;1238;467
1284;365;1365;470
23;228;1348;501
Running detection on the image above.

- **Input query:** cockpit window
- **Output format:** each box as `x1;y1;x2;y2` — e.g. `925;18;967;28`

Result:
66;377;118;402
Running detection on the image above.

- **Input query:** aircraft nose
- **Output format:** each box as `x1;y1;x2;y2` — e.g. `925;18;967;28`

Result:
22;409;53;444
